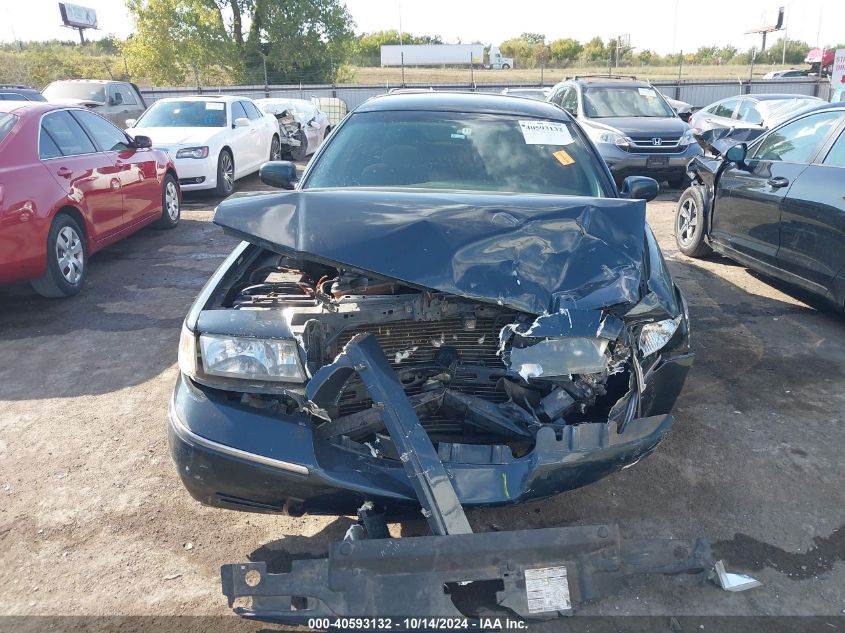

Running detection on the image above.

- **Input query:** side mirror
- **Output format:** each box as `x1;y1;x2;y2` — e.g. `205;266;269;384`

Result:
259;161;298;189
308;119;320;129
678;111;692;123
233;117;250;128
132;135;152;149
125;118;137;128
113;93;123;105
620;176;659;202
725;143;747;163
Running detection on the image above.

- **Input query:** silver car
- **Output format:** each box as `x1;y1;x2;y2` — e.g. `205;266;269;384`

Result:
688;94;825;135
547;76;702;188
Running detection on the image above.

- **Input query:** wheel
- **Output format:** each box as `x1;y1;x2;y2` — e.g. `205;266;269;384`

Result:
291;130;308;161
668;174;690;189
501;63;511;69
675;186;712;258
31;214;86;298
214;149;235;196
269;135;282;161
152;173;180;229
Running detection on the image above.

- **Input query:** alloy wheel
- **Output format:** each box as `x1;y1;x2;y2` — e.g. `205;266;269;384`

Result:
270;137;281;161
56;226;83;284
677;198;699;247
165;180;179;221
221;153;234;192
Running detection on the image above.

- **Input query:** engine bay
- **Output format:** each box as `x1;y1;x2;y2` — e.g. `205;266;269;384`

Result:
205;250;639;456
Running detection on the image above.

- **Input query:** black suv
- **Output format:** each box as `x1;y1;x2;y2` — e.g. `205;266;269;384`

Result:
547;75;701;187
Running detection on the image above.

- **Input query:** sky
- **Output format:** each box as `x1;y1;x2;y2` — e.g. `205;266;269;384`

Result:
2;0;843;54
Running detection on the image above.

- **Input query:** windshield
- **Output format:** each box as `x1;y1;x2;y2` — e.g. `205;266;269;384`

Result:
583;86;675;118
43;82;106;103
0;113;17;146
135;100;228;128
304;110;609;197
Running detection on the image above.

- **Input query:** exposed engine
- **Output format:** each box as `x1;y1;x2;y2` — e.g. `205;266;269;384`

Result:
222;253;637;454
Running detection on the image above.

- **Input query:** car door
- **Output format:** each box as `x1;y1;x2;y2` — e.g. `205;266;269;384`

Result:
776;115;845;293
72;109;161;227
711;110;843;266
241;100;270;169
39;110;124;242
228;100;253;177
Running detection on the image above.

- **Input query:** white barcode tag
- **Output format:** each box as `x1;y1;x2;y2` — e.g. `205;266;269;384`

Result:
524;566;571;613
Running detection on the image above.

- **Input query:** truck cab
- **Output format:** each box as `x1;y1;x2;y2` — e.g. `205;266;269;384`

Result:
488;47;513;70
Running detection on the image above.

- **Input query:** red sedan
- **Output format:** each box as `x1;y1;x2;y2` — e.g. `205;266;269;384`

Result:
0;101;181;297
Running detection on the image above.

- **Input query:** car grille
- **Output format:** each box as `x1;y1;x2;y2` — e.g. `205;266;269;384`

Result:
622;136;685;154
333;317;512;431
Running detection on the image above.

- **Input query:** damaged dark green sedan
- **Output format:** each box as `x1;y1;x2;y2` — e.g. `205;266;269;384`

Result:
168;92;719;624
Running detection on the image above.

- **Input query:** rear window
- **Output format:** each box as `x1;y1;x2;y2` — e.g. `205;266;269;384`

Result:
304;110;610;197
0;113;18;145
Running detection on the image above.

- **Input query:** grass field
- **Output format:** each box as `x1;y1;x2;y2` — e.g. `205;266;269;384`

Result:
346;63;800;85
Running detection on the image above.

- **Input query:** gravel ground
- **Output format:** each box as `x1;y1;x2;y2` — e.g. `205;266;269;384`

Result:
0;176;843;630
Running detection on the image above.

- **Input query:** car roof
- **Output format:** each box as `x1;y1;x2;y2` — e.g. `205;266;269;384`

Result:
356;91;570;119
749;93;822;102
0;101;72;116
46;79;121;85
558;76;650;88
786;102;845;117
154;95;243;103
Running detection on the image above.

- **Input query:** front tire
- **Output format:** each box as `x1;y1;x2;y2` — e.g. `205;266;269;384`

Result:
152;173;180;229
675;186;712;258
214;149;235;197
31;214;86;298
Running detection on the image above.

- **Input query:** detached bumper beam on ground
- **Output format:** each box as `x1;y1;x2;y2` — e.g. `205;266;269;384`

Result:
221;525;714;623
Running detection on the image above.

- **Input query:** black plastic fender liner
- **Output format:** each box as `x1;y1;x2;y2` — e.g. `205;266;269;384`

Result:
221;524;713;626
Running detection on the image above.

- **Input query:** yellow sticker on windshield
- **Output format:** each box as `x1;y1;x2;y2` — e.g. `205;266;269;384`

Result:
553;149;575;166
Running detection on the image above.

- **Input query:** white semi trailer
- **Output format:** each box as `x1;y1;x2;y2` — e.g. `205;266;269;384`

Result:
380;44;513;69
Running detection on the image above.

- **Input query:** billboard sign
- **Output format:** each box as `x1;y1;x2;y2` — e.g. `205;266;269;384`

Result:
59;2;98;29
834;49;845;91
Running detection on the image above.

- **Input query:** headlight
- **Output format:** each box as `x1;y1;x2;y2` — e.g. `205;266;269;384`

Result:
199;334;305;383
680;129;696;146
638;317;682;357
175;146;209;159
177;323;198;377
585;126;631;147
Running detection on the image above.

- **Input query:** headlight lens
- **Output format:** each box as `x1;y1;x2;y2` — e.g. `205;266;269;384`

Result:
175;146;209;159
639;317;682;357
586;126;631;147
199;334;305;383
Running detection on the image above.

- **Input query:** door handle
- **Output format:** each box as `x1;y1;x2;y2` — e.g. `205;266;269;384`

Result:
767;176;790;188
57;166;72;178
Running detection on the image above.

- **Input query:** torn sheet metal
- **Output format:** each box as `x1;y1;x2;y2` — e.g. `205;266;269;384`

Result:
213;189;647;315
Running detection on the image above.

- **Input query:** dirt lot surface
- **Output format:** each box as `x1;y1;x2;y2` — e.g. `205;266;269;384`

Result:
1;174;843;629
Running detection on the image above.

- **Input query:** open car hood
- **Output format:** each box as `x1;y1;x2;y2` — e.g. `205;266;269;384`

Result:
213;188;646;315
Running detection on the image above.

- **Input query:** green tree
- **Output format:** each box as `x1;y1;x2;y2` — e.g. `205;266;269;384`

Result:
581;37;606;63
549;38;582;66
519;33;546;46
243;0;355;83
123;0;236;85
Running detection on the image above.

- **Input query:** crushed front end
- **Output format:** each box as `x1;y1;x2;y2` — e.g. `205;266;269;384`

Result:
166;189;722;625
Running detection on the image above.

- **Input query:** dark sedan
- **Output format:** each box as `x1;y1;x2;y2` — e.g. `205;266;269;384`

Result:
169;92;693;519
675;104;845;308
